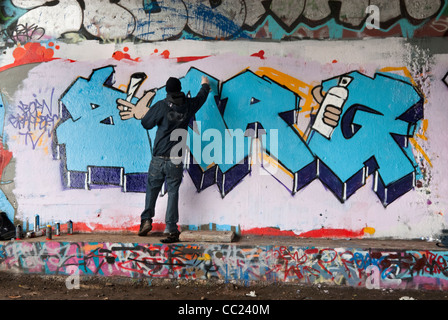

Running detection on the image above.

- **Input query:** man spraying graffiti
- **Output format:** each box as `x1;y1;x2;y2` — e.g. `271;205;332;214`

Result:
117;75;210;243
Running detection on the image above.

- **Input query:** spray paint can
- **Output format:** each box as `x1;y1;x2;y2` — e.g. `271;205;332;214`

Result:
25;231;36;238
26;229;45;238
34;214;40;232
124;72;148;107
34;229;45;237
68;220;73;235
55;223;61;236
312;76;352;139
15;224;23;240
46;225;52;240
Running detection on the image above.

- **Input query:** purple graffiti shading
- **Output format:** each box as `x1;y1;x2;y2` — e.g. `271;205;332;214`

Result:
89;167;121;185
124;173;148;193
215;156;251;196
68;171;87;189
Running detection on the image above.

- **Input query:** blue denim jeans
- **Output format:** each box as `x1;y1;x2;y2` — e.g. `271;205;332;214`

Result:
140;156;183;233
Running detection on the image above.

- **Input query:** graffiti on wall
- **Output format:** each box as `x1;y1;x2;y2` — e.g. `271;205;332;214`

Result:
55;66;151;192
0;93;13;222
54;64;424;206
1;241;448;289
0;0;442;241
1;0;447;47
10;87;58;152
308;71;424;206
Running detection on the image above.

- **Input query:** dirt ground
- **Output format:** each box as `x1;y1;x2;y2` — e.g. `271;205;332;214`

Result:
0;271;445;318
0;271;447;301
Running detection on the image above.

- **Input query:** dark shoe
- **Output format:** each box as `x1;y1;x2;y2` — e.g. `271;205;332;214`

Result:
160;230;180;243
138;219;152;236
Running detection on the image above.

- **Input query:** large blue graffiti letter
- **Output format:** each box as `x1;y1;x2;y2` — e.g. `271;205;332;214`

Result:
56;66;151;192
185;68;316;196
219;70;316;195
308;71;423;206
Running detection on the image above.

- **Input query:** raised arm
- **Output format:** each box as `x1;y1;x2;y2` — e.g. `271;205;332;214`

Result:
190;76;211;114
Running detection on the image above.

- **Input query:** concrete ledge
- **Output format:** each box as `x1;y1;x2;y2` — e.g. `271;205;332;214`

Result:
179;230;235;243
0;234;447;291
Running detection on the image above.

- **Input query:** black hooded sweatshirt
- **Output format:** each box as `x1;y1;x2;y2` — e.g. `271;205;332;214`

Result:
141;83;210;157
